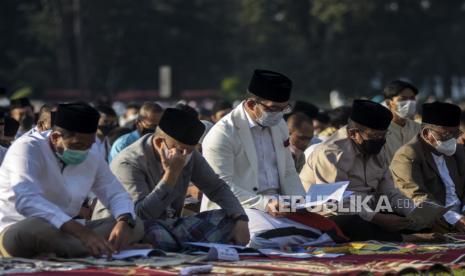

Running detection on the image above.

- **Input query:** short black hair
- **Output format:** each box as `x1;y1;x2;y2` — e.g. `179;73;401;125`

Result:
383;80;419;99
287;112;312;130
95;105;117;117
315;110;330;124
328;106;352;128
284;100;319;121
213;100;232;114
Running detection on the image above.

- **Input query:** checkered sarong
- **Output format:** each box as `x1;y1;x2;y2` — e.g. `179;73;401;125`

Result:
143;210;236;252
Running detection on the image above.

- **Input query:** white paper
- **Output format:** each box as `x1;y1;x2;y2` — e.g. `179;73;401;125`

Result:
258;249;343;259
180;265;213;276
108;249;155;260
185;242;247;250
207;246;240;261
297;181;350;209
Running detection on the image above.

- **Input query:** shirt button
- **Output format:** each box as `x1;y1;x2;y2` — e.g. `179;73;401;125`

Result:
253;187;258;192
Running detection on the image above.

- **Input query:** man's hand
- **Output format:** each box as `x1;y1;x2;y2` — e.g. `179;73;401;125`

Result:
230;220;250;246
265;199;287;218
61;220;114;258
108;221;133;253
454;217;465;232
372;213;411;232
159;146;188;184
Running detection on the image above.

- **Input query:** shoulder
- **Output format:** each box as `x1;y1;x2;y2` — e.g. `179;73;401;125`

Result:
110;136;147;169
203;113;236;144
393;136;421;161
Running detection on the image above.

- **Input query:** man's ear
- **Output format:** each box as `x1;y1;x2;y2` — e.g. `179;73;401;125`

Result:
347;128;356;139
153;137;163;149
50;131;60;144
245;99;255;109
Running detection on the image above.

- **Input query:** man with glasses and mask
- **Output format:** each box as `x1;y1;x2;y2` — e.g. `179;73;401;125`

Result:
300;100;434;242
202;69;304;214
109;102;163;162
0;103;143;258
93;108;249;251
391;102;465;233
383;80;421;164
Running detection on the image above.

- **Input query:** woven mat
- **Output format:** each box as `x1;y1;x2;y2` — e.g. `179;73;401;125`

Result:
3;242;465;275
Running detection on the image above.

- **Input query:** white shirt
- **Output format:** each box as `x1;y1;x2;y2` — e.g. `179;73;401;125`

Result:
243;105;280;193
304;137;324;162
0;131;135;232
0;146;7;165
432;153;463;225
92;137;110;162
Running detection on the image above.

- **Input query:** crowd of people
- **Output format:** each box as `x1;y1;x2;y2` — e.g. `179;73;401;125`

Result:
0;69;464;258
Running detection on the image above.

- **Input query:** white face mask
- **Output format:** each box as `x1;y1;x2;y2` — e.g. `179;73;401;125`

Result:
396;100;416;119
432;134;457;156
256;110;283;127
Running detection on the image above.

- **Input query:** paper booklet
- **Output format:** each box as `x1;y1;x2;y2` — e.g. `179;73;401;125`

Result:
104;248;166;260
296;181;350;209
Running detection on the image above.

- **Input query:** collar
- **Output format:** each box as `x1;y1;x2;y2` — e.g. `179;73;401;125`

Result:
242;102;258;129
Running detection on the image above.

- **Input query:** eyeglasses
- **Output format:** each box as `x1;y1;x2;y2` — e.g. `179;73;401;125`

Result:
256;101;292;113
429;129;463;141
353;128;390;140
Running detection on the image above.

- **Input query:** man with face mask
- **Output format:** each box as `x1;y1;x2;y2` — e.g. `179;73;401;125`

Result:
93;108;249;251
9;97;35;139
300;100;434;242
0;103;143;258
202;69;304;213
109;102;163;162
383;80;421;164
93;105;118;162
391;102;465;233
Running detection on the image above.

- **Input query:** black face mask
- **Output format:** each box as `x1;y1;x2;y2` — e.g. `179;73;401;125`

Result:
359;138;386;155
139;127;156;136
98;124;117;136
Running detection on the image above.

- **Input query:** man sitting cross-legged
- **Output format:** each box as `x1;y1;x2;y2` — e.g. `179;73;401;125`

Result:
93;108;250;251
0;103;143;258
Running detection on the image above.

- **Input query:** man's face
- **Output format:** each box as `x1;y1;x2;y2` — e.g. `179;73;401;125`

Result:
246;99;290;121
137;112;162;130
11;107;34;131
212;108;232;123
423;125;461;147
349;126;388;146
387;88;416;112
125;108;138;118
97;113;118;136
289;122;314;152
51;131;96;154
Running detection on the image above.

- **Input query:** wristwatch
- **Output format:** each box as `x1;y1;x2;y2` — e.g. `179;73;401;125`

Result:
117;213;136;228
233;214;249;222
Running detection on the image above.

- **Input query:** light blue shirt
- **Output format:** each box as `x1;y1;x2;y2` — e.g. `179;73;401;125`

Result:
108;130;140;163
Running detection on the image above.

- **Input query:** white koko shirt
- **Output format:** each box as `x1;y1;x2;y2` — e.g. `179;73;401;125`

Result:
243;105;280;193
0;131;135;233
